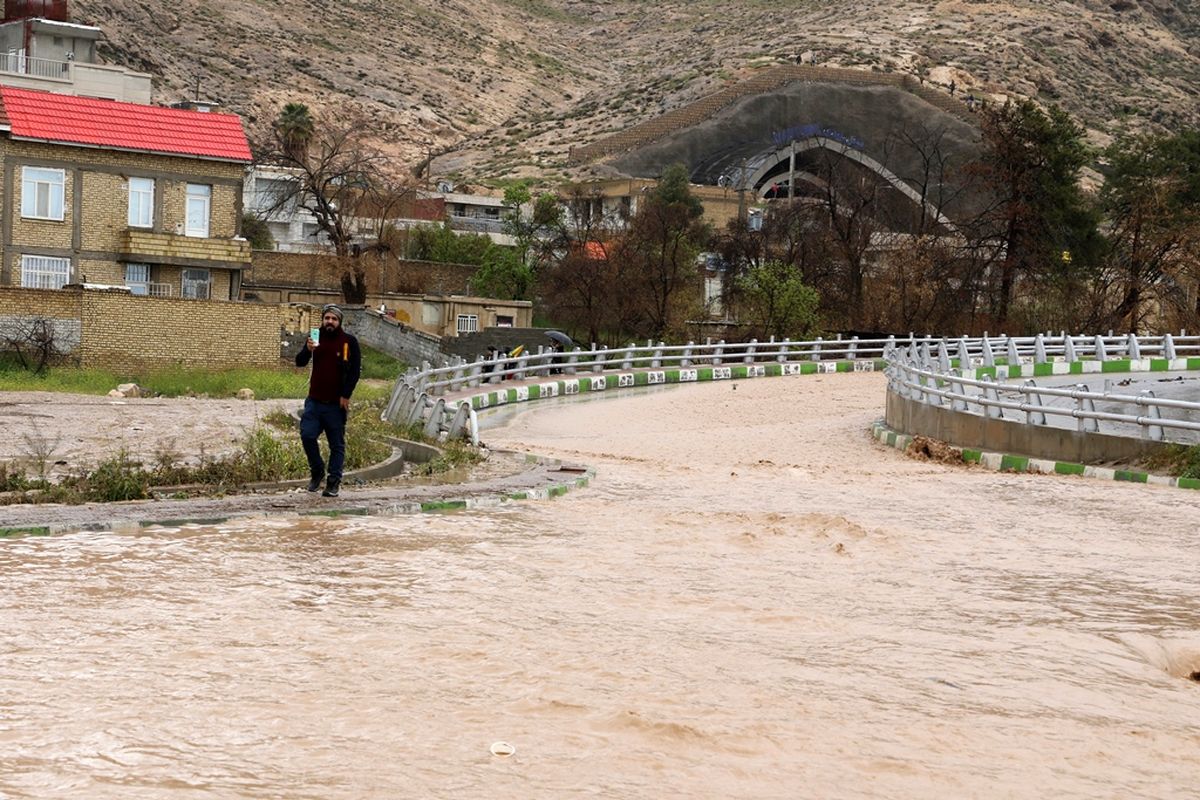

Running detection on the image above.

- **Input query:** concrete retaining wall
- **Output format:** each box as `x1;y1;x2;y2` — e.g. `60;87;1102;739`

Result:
884;390;1169;464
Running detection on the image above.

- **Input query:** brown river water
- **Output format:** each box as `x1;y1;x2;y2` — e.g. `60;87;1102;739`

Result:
2;373;1199;798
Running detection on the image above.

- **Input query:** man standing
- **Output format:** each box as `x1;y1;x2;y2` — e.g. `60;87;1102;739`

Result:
295;304;361;497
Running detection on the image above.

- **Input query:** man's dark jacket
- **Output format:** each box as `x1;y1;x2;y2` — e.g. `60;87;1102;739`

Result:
296;328;361;403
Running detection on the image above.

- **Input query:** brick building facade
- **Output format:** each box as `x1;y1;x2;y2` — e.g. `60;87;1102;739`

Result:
0;86;251;300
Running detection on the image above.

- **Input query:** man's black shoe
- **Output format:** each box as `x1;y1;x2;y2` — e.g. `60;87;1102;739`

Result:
306;475;324;492
322;480;340;498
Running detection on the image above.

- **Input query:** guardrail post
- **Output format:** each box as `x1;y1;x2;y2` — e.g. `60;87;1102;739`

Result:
1075;386;1099;433
565;348;579;375
1064;335;1078;363
981;375;1003;419
446;402;471;440
1006;337;1021;367
1093;334;1108;361
681;342;694;368
651;342;664;369
1023;379;1046;425
957;337;971;369
1034;334;1047;364
949;372;969;411
712;339;725;365
883;335;896;359
1163;333;1177;360
467;356;484;388
1139;390;1164;441
847;336;859;361
743;339;758;363
423;398;446;439
448;357;467;392
591;348;606;373
810;337;823;362
777;338;789;362
407;392;429;426
937;339;951;373
980;337;996;367
1127;333;1141;360
622;343;635;370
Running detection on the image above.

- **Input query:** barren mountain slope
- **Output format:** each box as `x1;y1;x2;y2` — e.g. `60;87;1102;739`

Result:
73;0;1200;183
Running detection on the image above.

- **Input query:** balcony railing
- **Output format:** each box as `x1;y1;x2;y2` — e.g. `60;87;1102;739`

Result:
0;52;70;80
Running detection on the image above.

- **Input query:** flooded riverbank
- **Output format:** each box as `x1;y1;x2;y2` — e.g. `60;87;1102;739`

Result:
2;373;1197;798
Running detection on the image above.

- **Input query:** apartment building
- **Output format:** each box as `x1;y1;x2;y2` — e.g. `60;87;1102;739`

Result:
0;85;252;299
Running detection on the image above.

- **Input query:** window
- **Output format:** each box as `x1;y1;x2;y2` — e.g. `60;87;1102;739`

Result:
185;183;211;237
127;177;154;227
20;255;70;289
125;263;151;295
456;314;479;335
21;167;65;220
495;315;514;328
181;268;211;299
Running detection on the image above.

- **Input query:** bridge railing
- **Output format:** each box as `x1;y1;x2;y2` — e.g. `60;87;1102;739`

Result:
885;332;1200;444
383;331;1200;443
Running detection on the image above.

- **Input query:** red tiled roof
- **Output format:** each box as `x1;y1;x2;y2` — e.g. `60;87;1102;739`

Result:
0;87;251;162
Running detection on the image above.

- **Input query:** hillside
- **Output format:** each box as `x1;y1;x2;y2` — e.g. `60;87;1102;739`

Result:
73;0;1200;186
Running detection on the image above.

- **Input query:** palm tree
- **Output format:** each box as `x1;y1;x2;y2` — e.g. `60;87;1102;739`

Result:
274;102;314;161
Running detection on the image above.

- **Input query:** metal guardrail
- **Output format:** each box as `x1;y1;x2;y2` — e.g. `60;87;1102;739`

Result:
381;331;1200;444
885;333;1200;443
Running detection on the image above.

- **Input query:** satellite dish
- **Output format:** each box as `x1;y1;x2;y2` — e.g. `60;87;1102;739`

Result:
436;181;454;193
717;174;730;188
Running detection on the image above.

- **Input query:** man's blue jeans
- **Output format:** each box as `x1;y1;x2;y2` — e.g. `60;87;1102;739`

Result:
300;398;346;482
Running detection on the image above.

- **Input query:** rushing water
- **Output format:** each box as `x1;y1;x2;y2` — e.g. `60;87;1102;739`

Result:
2;373;1198;799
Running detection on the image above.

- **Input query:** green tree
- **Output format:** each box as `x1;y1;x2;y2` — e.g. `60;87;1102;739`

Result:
471;246;534;300
621;164;710;338
240;213;274;250
736;260;821;340
1099;130;1200;331
408;223;495;265
273;102;314;161
975;100;1099;328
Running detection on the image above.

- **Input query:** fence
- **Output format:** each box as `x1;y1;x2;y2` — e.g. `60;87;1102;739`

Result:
383;332;1200;456
884;333;1200;460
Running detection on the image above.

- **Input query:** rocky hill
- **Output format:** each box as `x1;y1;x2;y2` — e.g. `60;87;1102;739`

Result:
73;0;1200;186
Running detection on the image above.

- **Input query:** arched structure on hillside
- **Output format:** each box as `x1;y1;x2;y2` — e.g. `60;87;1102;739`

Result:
606;80;985;234
736;136;960;235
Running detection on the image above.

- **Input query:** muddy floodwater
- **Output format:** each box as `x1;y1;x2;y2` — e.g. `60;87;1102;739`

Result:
2;373;1199;798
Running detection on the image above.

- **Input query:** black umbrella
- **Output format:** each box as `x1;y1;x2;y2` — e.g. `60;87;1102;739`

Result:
544;330;575;349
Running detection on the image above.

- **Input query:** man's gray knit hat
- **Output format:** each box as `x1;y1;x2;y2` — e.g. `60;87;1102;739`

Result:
321;304;344;322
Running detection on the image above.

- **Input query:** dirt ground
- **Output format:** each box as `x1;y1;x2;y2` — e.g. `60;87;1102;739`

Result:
0;391;300;479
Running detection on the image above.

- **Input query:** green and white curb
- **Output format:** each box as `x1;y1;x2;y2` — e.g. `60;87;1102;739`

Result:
871;419;1200;491
0;462;597;537
467;359;885;410
949;356;1200;381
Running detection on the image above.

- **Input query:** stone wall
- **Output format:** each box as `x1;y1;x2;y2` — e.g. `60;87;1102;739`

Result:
341;307;445;368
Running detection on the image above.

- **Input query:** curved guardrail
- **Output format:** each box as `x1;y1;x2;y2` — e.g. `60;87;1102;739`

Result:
883;332;1200;464
382;331;1200;458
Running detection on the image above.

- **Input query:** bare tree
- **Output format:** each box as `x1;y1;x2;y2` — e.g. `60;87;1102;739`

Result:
256;109;401;259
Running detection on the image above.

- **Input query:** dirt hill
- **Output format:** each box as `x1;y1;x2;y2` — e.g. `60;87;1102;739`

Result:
73;0;1200;185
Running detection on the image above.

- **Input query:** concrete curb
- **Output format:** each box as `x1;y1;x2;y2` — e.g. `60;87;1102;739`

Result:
870;419;1200;491
464;359;885;411
0;455;596;537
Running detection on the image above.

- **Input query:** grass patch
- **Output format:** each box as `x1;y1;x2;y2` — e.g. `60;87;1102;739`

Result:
0;345;405;398
1142;443;1200;479
359;345;405;381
